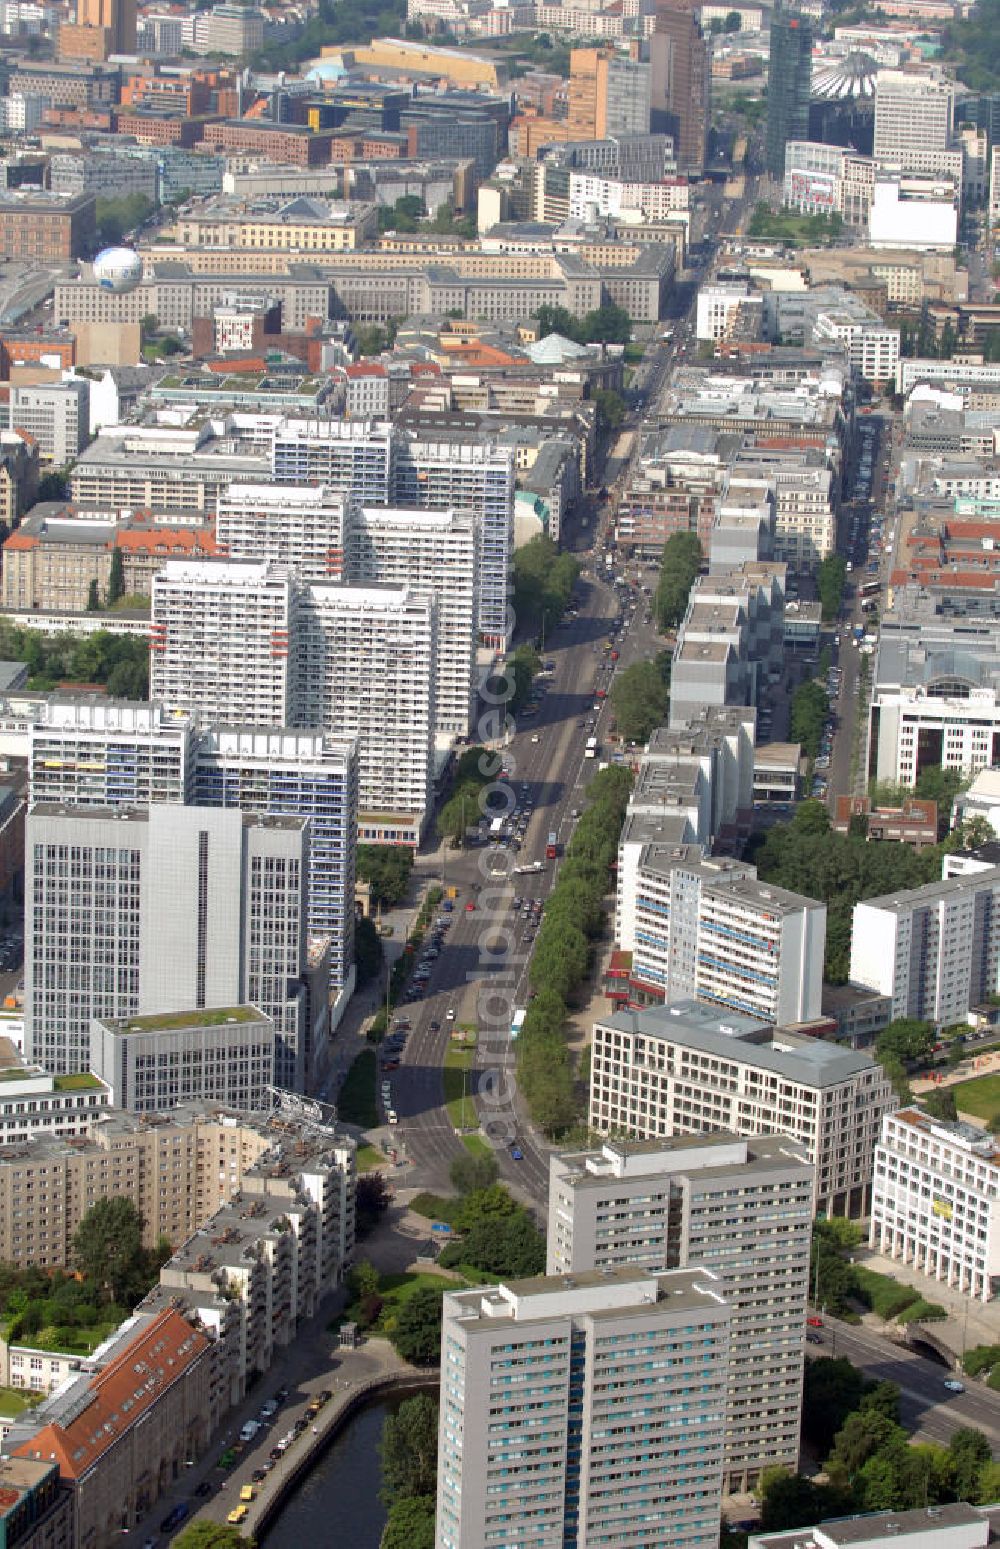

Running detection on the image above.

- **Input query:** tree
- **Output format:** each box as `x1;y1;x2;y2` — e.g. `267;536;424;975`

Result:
594;388;626;433
947;1428;992;1501
655;532;702;630
817;554;847;621
379;1393;439;1506
977;1461;1000;1504
107;548;125;607
790;679;829;759
440;1209;546;1277
380;1496;435;1549
357;845;413;907
921;1087;958;1122
610;658;671;742
828;1408;906;1483
94;192;154;248
38;469;69;502
86;578;100;612
73;1197;144;1303
174;1525;254;1549
390;1285;446;1364
355;915;384;989
449;1149;499;1195
349;1260;381;1301
759;1469;833;1532
802;1357;870;1455
876;1018;935;1068
356;1172;391;1237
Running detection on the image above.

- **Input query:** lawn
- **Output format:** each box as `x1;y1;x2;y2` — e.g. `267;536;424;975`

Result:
443;1038;476;1130
950;1071;1000;1121
461;1132;492;1159
355;1142;386;1172
53;1072;103;1091
0;1386;42;1416
338;1048;377;1128
410;1191;462;1227
20;1322;120;1355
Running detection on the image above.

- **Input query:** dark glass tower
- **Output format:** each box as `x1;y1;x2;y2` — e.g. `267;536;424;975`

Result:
765;8;814;179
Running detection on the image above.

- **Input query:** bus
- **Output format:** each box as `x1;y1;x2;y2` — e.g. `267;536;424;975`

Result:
489;817;503;837
585;737;598;759
546;832;559;859
860;580;880;598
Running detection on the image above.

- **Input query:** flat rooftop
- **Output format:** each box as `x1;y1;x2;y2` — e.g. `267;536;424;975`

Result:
100;1006;264;1035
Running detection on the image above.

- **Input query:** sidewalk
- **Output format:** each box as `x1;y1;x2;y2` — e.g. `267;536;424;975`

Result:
852;1243;999;1356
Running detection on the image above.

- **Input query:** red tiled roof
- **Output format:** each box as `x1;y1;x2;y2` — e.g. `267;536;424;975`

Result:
14;1309;207;1483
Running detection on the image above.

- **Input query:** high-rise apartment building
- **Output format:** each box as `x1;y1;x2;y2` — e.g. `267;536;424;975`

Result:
547;1135;814;1492
589;999;897;1217
151;560;299;726
764;11;813;180
567;48;651;140
617;849;826;1023
850;865;1000;1027
270;418;394;502
871;1106;1000;1304
649;6;709;175
26;804;312;1087
299;584;436;844
436;1267;731;1549
26;702;358;999
10;379;89;464
215;483;351;582
346;506;477;738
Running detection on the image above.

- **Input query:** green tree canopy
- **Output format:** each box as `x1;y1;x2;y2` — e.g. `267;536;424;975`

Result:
72;1197;147;1305
390;1285;446;1364
356;845;413;907
790;679;829;759
610;657;671;742
378;1393;439;1506
354;916;384;989
380;1496;435;1549
876;1019;935;1068
449;1150;499;1195
655;532;702;630
174;1525;254;1549
818;553;847;621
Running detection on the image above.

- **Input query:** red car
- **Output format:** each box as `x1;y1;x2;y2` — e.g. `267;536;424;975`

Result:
465;900;476;911
807;1316;823;1328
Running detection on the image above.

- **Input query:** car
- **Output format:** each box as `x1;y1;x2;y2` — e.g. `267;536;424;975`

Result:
530;732;540;743
446;1008;456;1021
160;1505;189;1533
240;1485;258;1502
806;1332;823;1345
227;1507;250;1526
261;1399;278;1417
465;900;476;911
195;1481;213;1498
318;1390;332;1404
509;1142;524;1161
943;1379;965;1394
806;1316;823;1328
428;1019;441;1031
240;1420;260;1443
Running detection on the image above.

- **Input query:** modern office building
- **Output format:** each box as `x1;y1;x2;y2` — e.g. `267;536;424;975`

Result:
346;505;477;738
27;703;358;999
436;1267;732;1549
547;1135;813;1492
9;379;90;464
26;804;314;1088
871;1106;1000;1304
649;5;709;175
765;11;813;180
0;1044;111;1144
299;583;436;845
90;1005;274;1115
873;69;956;171
589;999;897;1217
151;559;299;727
566;48;652;140
193;726;358;992
215;483;352;583
850;866;1000;1027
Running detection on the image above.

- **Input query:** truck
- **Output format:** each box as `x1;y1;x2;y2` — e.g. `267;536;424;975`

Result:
511;1007;526;1040
546;832;559;859
853;624;864;643
585;737;598;759
860;580;880;598
489;816;503;837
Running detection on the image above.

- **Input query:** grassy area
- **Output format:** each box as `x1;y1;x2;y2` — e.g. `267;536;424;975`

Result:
950;1071;1000;1121
461;1132;493;1159
0;1386;42;1416
354;1142;386;1172
443;1040;476;1130
410;1191;462;1227
109;1006;256;1032
19;1322;121;1355
53;1072;103;1091
337;1048;377;1128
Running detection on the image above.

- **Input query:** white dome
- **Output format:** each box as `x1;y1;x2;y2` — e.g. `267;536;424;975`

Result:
93;247;143;294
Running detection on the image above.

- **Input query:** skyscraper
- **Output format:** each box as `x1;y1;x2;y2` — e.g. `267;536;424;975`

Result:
567;48;652;140
649;6;709;175
436;1267;731;1549
547;1135;814;1492
26;804;312;1084
765;10;813;180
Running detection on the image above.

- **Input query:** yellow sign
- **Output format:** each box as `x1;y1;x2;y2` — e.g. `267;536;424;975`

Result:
932;1197;953;1221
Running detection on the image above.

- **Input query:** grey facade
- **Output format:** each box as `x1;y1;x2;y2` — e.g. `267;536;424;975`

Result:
10;380;89;464
91;1005;274;1114
547;1134;814;1492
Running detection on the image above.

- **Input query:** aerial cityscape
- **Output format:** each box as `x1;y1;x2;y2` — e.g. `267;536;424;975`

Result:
0;0;995;1544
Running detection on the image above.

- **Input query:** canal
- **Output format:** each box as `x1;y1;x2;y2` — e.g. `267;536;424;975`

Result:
261;1386;434;1548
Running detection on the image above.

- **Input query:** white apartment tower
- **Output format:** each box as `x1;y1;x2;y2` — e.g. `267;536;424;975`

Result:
547;1135;814;1492
850;865;1000;1026
151;559;299;726
871;1106;1000;1304
589;1000;898;1217
436;1267;732;1549
26;803;312;1086
215;483;352;582
299;583;436;845
346;506;477;738
873;69;959;183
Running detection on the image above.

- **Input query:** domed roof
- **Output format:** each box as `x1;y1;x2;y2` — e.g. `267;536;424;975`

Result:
811;50;878;101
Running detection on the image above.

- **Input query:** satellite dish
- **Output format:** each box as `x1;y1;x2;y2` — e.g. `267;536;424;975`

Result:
93;247;143;294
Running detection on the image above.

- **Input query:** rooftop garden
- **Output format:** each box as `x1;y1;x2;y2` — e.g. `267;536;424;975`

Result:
110;1006;258;1033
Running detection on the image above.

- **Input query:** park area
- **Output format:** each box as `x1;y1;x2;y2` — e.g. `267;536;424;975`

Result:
950;1071;1000;1124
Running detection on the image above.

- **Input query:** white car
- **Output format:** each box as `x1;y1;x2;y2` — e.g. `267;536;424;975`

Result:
530;733;540;743
446;1008;456;1022
943;1379;965;1394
